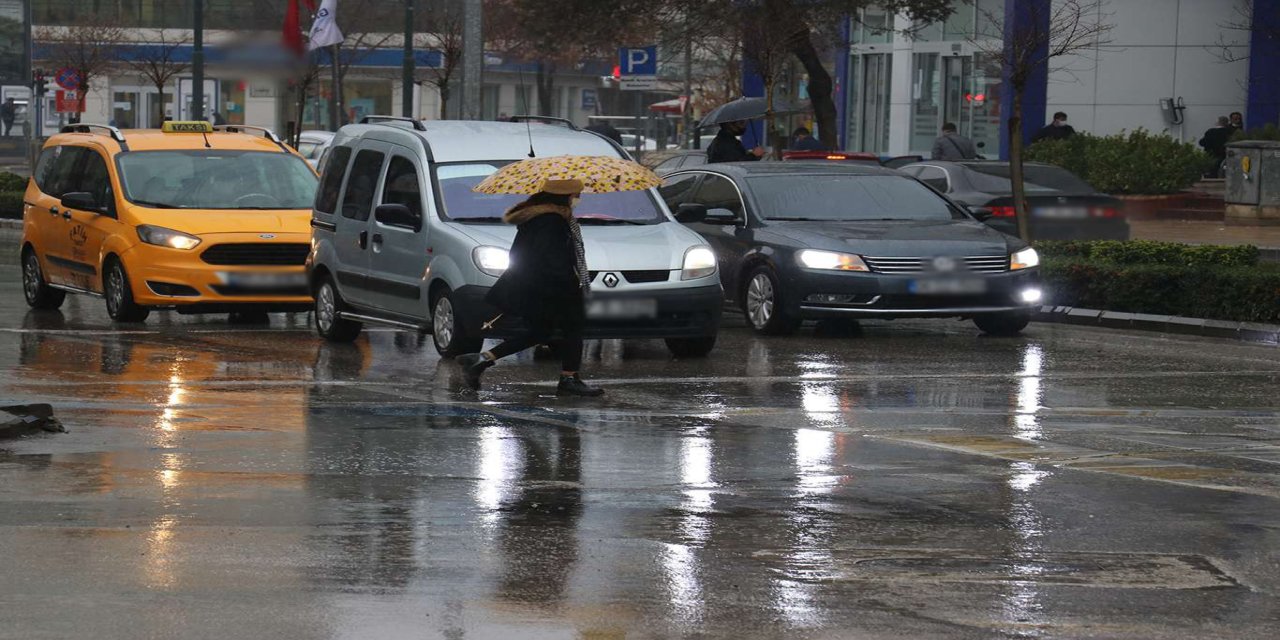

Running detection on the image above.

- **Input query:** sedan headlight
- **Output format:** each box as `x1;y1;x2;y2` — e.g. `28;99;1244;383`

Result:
137;225;201;250
1010;247;1040;270
797;249;868;272
681;246;717;280
473;245;510;277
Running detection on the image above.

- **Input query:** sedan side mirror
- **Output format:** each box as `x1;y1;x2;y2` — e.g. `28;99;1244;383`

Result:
967;206;993;222
674;203;708;223
61;192;105;215
705;207;741;225
374;203;421;232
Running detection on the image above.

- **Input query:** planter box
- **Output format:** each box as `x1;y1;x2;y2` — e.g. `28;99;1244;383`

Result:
1115;193;1191;219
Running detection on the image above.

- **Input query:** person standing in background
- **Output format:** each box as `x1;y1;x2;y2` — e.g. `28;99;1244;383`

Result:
1200;116;1232;177
1031;112;1076;143
931;122;977;160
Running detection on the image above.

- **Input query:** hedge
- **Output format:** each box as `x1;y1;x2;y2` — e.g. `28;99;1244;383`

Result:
0;191;23;220
0;172;27;192
1038;241;1280;323
1025;129;1211;195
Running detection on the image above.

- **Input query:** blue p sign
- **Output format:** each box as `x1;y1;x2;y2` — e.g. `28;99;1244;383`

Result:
619;46;658;76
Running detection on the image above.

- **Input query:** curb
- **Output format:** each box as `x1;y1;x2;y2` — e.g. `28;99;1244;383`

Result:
1034;305;1280;346
0;218;21;230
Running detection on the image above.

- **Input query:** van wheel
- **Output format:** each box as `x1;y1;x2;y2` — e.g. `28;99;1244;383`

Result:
103;259;150;323
666;336;716;358
314;276;362;342
22;249;65;310
974;311;1031;336
742;266;800;335
431;288;482;356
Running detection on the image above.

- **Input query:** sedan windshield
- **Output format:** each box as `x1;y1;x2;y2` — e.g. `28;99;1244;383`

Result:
117;150;319;209
435;162;666;224
751;174;960;221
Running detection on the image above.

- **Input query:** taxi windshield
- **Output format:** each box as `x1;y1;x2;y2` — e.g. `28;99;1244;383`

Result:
117;150;318;210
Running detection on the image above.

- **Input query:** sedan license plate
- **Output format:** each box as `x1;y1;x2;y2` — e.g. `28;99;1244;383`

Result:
909;278;988;295
1034;206;1088;219
221;272;307;289
586;298;658;320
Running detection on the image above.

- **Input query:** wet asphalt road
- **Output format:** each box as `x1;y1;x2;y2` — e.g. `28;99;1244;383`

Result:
1;261;1278;639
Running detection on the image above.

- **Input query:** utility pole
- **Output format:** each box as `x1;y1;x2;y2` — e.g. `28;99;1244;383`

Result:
402;0;415;118
192;0;204;120
461;0;482;119
329;45;341;130
682;27;693;148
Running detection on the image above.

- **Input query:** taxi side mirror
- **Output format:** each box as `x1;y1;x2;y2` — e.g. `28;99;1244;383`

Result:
61;192;107;216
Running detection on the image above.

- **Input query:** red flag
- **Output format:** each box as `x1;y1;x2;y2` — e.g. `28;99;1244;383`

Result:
302;0;317;10
283;0;304;56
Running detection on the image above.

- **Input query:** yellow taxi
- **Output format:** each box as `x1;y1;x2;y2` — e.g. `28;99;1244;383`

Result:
20;121;319;322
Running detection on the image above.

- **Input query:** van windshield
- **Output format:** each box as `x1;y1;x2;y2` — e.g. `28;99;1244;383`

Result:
434;162;667;224
117;150;318;209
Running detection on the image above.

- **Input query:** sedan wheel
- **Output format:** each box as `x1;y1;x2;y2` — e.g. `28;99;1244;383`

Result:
742;266;800;336
746;273;774;329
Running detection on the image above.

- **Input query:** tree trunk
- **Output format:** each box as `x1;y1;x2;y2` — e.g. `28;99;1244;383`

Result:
439;82;450;119
156;86;165;126
790;29;837;150
1009;91;1032;242
535;61;555;116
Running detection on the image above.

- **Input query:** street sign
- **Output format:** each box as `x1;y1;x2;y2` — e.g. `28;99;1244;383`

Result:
618;46;658;92
55;67;81;91
55;90;84;113
581;89;598;110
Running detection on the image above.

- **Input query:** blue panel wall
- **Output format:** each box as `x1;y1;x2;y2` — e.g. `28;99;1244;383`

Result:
999;0;1050;159
1247;0;1280;129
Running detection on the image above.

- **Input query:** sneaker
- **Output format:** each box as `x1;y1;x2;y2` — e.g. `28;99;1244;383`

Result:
455;353;494;390
557;374;604;397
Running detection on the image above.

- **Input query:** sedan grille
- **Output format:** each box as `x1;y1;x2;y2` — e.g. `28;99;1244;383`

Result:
201;243;310;266
863;255;1008;274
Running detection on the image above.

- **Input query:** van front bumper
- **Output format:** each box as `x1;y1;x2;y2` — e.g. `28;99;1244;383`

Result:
452;284;724;339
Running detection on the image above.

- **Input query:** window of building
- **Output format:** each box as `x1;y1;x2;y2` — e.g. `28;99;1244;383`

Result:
850;7;893;45
344;79;392;124
481;85;499;121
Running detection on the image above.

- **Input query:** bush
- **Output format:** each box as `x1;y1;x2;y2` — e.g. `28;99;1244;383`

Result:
1025;129;1211;195
1231;123;1280;142
0;191;24;220
1037;240;1260;268
0;172;27;192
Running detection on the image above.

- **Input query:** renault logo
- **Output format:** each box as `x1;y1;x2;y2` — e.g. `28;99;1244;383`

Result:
602;272;620;288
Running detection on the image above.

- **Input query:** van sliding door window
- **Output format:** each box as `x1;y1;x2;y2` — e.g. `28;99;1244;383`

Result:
340;149;385;221
314;145;353;214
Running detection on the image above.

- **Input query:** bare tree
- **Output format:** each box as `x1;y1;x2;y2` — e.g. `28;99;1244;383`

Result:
119;30;191;125
35;21;127;124
1212;2;1280;63
739;1;808;156
417;0;465;119
972;0;1113;241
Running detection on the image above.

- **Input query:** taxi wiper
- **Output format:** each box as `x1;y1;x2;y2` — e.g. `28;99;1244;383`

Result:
133;199;180;209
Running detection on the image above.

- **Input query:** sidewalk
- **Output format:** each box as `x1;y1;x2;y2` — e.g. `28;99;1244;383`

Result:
1130;219;1280;249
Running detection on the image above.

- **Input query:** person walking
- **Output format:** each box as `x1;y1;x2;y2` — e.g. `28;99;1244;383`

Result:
455;179;604;397
1200;116;1233;177
1031;111;1076;143
931;122;977;160
0;99;16;137
789;126;826;151
707;120;765;163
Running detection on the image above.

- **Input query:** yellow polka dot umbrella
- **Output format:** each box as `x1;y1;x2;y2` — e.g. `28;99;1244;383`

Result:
473;155;662;195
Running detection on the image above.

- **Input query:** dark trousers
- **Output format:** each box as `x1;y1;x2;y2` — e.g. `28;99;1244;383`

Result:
1;120;11;136
487;299;586;372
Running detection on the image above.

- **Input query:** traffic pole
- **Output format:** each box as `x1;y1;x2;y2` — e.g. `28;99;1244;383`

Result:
461;0;482;119
402;0;414;118
192;0;204;120
329;44;341;130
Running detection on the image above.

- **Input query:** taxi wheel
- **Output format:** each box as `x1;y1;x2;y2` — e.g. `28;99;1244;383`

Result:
431;288;482;357
314;276;362;342
742;266;800;336
974;311;1031;336
103;259;150;323
22;249;66;310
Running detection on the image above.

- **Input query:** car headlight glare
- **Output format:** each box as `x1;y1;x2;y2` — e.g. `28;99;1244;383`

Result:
136;224;201;250
797;250;868;272
681;246;717;280
1011;247;1040;270
473;245;510;277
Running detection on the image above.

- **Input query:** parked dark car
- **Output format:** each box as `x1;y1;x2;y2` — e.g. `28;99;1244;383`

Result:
661;163;1044;336
900;160;1128;240
652;150;708;175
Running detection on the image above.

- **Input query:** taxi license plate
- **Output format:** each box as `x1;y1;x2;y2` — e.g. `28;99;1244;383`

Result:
909;278;988;295
221;272;307;289
586;298;658;320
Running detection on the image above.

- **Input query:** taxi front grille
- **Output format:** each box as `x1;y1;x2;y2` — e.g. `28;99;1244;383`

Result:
201;243;309;266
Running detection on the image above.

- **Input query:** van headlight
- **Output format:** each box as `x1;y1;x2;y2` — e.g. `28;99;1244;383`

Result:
797;249;868;271
473;245;510;277
1010;247;1040;270
681;246;717;280
137;225;201;250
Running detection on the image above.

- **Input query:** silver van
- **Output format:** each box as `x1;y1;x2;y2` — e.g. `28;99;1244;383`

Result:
306;116;723;357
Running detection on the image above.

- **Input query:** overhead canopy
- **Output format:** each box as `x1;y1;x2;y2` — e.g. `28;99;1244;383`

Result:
649;96;687;114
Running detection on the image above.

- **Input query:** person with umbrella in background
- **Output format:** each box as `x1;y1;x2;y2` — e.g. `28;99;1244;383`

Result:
701;96;798;163
707;121;765;163
455;156;663;396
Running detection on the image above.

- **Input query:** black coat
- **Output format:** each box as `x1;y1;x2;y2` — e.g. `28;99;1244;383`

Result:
707;129;759;163
485;206;582;322
1031;123;1076;143
1200;126;1232;158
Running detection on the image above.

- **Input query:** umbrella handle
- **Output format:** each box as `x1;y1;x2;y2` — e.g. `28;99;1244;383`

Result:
481;314;504;331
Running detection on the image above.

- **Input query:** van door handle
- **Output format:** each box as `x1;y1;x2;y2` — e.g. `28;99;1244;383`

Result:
371;233;383;246
358;231;368;249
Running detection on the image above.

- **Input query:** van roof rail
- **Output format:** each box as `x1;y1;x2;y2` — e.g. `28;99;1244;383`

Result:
509;115;580;130
359;115;427;131
211;124;289;152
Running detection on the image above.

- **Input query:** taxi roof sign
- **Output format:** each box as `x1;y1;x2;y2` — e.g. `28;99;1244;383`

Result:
161;121;213;133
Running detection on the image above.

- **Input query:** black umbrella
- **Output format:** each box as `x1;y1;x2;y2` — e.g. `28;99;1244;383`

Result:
698;96;802;128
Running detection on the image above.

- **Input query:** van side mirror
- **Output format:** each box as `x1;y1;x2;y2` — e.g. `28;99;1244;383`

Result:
674;203;708;223
374;203;421;231
61;192;105;215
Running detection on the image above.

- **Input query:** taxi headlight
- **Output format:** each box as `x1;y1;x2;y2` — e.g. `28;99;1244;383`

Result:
1011;247;1040;270
137;225;201;250
473;245;510;277
797;249;869;271
681;246;717;280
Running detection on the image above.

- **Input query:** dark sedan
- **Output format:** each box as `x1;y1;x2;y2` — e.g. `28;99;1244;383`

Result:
899;160;1128;240
661;163;1044;336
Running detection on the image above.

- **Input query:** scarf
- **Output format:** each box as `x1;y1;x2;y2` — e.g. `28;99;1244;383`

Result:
503;203;591;291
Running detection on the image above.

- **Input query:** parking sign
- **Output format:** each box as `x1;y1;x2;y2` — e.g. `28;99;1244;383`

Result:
618;46;658;91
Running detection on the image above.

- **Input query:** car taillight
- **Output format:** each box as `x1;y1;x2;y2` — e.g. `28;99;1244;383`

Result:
1090;206;1120;218
989;206;1017;217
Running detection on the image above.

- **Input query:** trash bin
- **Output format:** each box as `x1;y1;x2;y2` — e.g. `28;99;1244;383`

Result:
1225;140;1280;224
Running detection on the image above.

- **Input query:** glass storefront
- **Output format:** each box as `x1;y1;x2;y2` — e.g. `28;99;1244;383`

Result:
847;54;892;153
910;53;1002;155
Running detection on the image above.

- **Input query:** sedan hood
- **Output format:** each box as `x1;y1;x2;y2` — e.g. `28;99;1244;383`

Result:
450;221;703;270
766;219;1015;256
131;209;313;235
